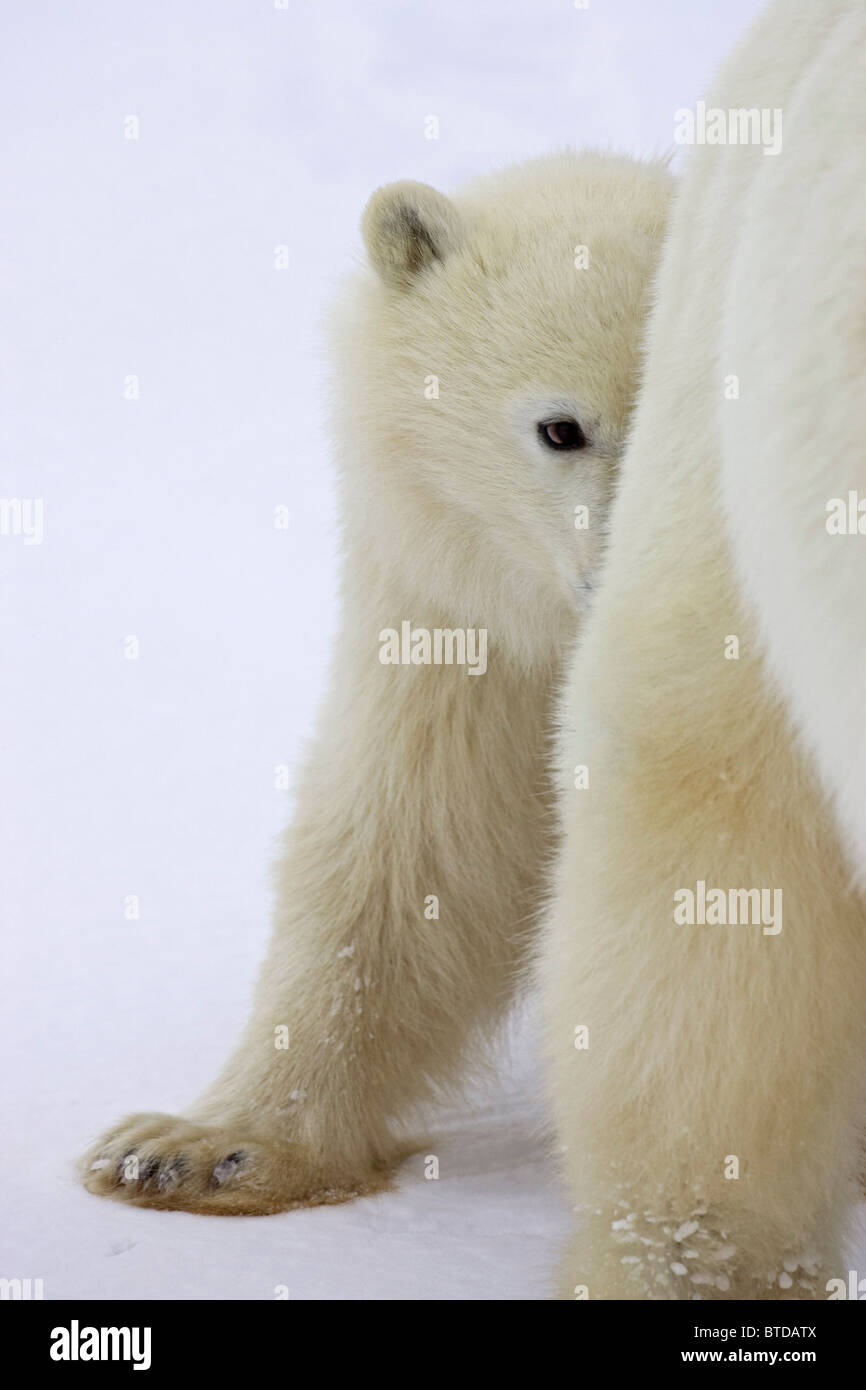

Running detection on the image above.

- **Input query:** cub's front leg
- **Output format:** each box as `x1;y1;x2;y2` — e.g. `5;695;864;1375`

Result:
82;611;556;1214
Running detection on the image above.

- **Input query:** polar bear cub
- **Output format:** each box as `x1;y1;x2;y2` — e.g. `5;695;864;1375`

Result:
82;151;672;1217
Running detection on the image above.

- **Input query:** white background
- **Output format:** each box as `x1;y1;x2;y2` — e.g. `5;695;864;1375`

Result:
5;0;840;1301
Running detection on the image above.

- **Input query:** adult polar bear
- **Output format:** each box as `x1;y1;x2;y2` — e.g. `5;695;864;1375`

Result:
540;0;866;1299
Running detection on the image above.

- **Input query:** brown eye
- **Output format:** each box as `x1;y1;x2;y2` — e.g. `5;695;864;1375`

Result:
538;418;587;451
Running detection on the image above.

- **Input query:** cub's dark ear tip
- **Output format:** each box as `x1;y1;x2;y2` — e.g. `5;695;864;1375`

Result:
362;180;465;289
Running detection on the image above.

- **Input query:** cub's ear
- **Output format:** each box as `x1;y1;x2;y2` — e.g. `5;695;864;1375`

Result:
362;180;465;289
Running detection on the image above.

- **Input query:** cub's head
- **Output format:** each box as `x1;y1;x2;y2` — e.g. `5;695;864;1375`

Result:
331;151;673;664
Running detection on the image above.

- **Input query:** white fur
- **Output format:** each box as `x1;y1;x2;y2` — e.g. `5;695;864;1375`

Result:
720;2;866;891
539;0;866;1300
81;152;673;1217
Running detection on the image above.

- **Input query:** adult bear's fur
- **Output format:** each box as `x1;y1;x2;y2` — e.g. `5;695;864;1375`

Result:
539;0;866;1300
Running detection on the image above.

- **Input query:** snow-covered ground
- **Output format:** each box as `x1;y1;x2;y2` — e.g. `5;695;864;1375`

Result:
15;1007;568;1300
8;0;851;1302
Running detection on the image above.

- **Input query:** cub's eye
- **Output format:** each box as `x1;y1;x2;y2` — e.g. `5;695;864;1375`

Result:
538;418;587;451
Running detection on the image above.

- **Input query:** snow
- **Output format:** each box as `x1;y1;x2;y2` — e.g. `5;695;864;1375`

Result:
7;1011;569;1299
5;0;857;1303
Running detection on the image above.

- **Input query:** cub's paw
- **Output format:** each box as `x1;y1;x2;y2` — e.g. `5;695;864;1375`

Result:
80;1112;390;1215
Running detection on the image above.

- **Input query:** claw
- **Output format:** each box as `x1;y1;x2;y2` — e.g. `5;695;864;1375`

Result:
138;1156;160;1186
156;1157;186;1193
211;1151;246;1188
